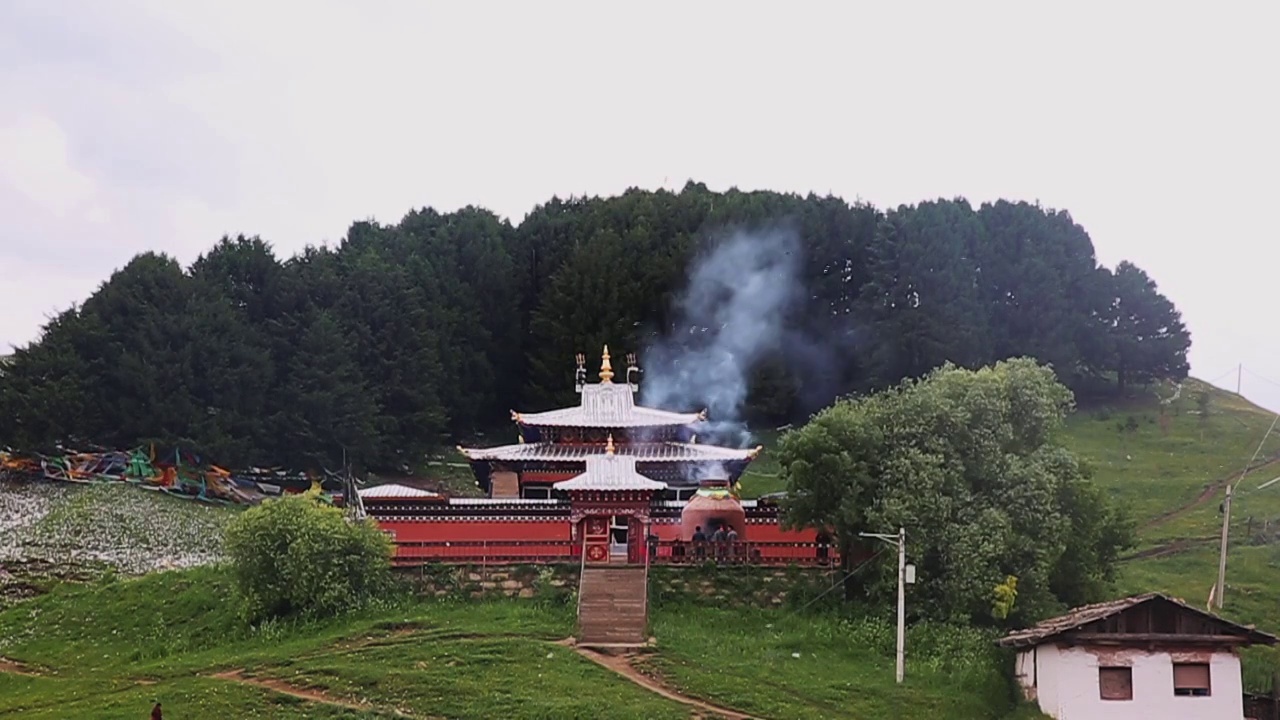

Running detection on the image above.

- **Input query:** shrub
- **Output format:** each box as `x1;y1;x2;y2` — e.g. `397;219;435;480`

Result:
223;491;393;622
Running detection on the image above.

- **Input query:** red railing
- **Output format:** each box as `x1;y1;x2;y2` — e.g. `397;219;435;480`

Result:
390;539;837;567
648;540;837;567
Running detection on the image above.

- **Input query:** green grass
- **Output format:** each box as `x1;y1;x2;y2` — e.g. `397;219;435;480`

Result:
0;568;690;719
648;605;1024;719
0;566;1041;719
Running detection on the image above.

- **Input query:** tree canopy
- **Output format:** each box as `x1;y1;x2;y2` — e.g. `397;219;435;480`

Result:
0;185;1191;471
777;358;1133;625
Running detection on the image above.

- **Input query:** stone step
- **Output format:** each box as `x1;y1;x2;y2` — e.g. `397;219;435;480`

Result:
577;566;649;645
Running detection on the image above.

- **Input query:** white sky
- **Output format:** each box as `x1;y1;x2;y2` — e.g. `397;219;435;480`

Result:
2;1;1277;410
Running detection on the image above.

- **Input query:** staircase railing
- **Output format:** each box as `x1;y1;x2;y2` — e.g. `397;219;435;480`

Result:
575;531;587;622
642;531;651;637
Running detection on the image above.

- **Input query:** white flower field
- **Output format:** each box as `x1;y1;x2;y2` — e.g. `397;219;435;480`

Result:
0;480;234;606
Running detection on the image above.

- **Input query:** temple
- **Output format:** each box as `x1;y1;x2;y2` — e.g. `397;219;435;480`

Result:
458;346;760;500
363;347;832;569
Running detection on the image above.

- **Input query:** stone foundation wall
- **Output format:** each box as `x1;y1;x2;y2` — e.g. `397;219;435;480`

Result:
395;562;838;608
649;564;838;608
396;562;580;599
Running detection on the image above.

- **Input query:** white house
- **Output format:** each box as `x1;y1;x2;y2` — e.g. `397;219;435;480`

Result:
998;592;1276;720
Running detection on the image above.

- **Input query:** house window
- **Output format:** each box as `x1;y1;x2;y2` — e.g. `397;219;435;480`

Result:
1099;667;1133;700
1173;663;1211;697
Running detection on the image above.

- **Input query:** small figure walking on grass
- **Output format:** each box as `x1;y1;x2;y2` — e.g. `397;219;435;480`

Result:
150;701;162;720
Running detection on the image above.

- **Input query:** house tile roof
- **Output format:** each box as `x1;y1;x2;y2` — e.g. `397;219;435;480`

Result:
458;441;759;463
358;483;443;500
553;453;668;492
997;592;1277;648
513;383;704;428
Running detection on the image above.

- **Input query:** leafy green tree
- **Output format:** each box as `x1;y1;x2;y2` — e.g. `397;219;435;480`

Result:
1105;262;1191;394
778;358;1133;624
224;490;394;622
859;201;990;386
270;311;381;470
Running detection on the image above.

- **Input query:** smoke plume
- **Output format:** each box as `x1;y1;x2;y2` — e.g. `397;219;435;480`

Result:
640;227;803;447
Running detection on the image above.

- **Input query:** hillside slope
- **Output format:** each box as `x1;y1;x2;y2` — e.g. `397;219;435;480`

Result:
0;568;1041;719
1063;378;1280;688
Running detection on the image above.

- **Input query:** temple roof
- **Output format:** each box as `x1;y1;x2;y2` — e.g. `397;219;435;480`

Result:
553;452;668;492
458;441;760;463
514;382;704;429
358;483;443;500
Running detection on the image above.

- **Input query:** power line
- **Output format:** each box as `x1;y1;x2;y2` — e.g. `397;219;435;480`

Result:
798;547;887;612
1243;366;1280;391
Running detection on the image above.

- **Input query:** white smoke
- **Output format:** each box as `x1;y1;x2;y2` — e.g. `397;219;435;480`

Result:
641;228;803;446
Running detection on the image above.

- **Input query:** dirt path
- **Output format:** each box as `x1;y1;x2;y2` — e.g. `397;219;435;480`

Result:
1142;455;1280;531
0;657;39;676
1121;537;1218;562
210;669;429;718
571;646;760;720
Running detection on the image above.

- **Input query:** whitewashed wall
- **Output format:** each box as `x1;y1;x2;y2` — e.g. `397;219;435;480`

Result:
1014;644;1244;720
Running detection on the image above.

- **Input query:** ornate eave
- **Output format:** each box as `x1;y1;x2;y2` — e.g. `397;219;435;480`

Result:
508;346;707;429
458;441;759;463
553;439;668;492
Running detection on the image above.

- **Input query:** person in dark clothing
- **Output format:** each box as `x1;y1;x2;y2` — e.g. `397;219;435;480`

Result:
711;524;728;559
151;702;163;720
692;525;707;542
692;525;707;558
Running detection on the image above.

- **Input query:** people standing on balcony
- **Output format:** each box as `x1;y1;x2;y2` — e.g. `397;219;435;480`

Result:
711;523;728;560
725;525;740;562
692;525;707;559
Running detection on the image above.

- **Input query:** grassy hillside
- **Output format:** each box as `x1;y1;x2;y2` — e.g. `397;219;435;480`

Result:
1065;378;1280;689
0;568;1040;719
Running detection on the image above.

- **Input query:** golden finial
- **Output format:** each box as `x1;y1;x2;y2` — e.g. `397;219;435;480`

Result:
606;433;616;455
599;345;614;383
747;444;764;459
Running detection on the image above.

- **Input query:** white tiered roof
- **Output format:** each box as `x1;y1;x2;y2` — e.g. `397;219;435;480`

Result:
553;447;668;492
511;345;705;429
514;382;703;428
459;441;758;463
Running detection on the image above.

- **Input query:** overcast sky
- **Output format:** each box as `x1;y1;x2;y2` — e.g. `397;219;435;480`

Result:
2;1;1277;411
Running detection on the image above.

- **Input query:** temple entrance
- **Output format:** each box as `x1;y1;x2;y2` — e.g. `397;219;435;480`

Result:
609;516;629;560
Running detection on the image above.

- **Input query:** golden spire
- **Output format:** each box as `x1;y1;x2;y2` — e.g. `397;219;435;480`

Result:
599;345;614;383
606;433;616;455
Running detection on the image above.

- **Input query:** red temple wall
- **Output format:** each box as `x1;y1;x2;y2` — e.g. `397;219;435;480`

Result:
378;519;570;543
373;511;833;565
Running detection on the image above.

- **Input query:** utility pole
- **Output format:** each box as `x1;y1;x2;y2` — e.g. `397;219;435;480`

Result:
1238;364;1243;396
1216;484;1232;609
860;527;908;683
895;526;905;684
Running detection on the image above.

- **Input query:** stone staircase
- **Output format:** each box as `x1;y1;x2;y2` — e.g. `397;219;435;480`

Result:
576;565;649;646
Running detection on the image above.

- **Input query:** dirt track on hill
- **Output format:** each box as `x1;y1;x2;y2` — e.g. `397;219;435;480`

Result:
1141;455;1280;531
210;669;432;718
569;644;759;720
0;657;39;676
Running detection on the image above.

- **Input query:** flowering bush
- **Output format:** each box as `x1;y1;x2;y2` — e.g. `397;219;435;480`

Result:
223;490;393;623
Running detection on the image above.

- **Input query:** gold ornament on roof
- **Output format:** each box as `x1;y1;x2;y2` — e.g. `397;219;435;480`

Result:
599;345;614;383
606;433;616;455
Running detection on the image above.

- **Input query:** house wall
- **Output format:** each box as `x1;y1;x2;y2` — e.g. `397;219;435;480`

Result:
1029;643;1244;720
